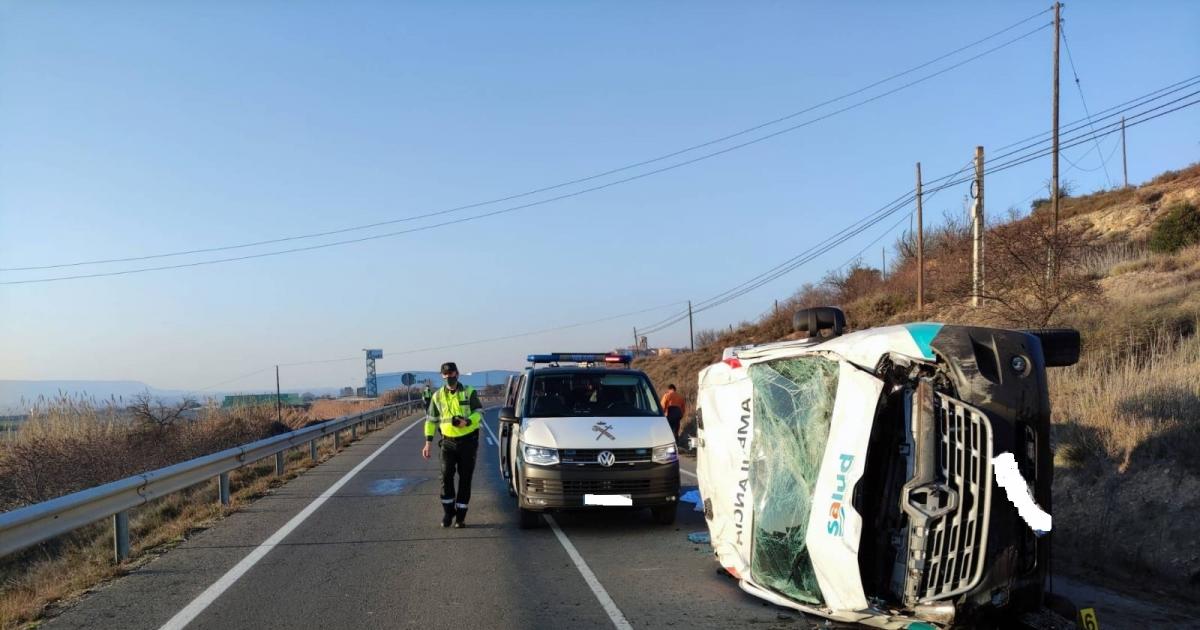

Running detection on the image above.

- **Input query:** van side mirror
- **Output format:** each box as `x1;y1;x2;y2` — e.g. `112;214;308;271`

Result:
499;407;519;424
793;306;847;338
1022;328;1081;367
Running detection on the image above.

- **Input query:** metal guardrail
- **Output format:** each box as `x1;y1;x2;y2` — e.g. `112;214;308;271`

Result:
0;401;425;561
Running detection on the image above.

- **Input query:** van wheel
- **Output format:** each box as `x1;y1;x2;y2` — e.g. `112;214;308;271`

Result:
651;504;677;525
518;507;541;529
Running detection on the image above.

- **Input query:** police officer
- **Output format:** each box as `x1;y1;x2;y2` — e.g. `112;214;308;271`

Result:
421;383;433;410
420;362;484;528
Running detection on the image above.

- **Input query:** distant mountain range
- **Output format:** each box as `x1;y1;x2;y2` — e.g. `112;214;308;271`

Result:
0;380;189;413
0;370;520;413
376;370;518;392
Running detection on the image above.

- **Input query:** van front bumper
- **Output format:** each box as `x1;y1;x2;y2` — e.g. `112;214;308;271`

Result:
519;461;680;510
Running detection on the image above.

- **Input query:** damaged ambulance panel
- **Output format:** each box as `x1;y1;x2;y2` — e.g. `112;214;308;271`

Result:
696;308;1078;628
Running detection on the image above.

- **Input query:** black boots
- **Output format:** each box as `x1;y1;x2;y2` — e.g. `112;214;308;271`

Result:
453;506;467;528
441;502;455;528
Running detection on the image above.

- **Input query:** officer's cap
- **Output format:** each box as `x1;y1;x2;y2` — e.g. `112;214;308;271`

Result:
440;362;458;374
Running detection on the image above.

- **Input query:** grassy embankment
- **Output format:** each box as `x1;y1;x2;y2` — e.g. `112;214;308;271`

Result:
0;392;409;629
637;163;1200;590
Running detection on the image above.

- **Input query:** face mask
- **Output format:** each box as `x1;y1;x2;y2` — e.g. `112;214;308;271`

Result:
445;375;458;387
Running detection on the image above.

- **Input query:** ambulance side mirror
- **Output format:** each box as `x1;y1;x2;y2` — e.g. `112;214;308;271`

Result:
499;407;519;424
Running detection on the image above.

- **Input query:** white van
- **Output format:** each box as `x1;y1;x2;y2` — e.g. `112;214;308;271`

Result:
498;353;680;528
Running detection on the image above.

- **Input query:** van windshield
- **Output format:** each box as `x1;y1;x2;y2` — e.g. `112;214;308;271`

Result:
747;355;839;606
525;372;662;417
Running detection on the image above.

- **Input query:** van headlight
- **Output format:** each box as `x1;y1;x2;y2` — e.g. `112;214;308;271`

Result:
652;443;678;464
522;443;559;466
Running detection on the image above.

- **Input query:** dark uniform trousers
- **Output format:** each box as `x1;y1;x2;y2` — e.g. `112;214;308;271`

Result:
440;432;479;508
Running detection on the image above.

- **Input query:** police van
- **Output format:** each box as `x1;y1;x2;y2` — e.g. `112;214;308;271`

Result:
498;353;680;528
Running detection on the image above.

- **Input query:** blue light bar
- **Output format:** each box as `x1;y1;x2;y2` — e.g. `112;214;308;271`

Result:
527;353;633;365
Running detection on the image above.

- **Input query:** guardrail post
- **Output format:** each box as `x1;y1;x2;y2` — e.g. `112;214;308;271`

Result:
335;431;342;450
310;439;318;462
113;511;130;562
219;472;231;506
351;423;358;440
275;451;285;476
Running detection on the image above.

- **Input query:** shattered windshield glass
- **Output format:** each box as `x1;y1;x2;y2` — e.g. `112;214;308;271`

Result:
748;355;840;605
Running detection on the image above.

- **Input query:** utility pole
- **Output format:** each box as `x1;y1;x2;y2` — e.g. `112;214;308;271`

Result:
275;365;282;425
1051;1;1062;235
632;327;638;356
881;248;886;276
972;146;985;308
1121;115;1129;188
916;161;924;313
687;300;695;352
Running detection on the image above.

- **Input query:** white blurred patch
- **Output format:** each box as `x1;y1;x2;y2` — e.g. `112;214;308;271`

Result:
992;452;1052;535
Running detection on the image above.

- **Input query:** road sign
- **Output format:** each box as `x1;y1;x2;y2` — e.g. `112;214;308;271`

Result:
401;373;415;386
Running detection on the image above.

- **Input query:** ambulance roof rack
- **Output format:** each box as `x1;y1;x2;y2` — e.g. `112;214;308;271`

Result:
526;353;633;368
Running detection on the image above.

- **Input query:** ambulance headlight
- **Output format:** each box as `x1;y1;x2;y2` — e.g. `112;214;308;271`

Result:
523;443;559;466
653;443;678;464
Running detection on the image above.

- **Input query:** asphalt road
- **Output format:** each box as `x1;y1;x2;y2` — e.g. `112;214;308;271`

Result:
44;410;807;630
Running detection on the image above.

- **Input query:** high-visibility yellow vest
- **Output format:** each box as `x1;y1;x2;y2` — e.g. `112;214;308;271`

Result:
425;385;481;438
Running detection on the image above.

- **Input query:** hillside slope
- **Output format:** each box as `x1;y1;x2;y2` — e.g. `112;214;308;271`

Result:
637;163;1200;590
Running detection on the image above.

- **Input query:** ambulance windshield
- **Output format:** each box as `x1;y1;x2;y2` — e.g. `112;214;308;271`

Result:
747;355;839;605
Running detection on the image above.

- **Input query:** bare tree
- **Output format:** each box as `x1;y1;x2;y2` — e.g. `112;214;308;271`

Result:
129;393;196;429
969;215;1100;327
822;263;884;303
694;328;723;349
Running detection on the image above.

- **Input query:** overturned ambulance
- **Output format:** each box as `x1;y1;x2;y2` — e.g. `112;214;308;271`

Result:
695;307;1078;628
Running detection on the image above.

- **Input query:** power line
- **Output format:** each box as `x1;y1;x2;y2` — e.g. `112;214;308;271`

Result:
1061;135;1121;173
1060;23;1114;187
187;300;686;394
838;158;974;272
637;94;1200;336
1;16;1055;277
838;210;915;271
992;73;1200;153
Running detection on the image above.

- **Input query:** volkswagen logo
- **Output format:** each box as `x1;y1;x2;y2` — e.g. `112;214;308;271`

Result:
597;451;616;467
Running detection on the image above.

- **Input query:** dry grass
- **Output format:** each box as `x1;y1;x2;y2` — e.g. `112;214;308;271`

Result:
0;398;407;629
306;398;383;422
1051;329;1200;473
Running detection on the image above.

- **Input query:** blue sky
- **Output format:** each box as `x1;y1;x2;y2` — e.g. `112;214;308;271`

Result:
1;1;1197;393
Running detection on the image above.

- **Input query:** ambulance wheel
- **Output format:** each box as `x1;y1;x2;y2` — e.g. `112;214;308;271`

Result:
518;507;542;529
651;504;677;525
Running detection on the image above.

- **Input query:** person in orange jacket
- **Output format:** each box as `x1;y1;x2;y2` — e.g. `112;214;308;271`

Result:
660;384;686;447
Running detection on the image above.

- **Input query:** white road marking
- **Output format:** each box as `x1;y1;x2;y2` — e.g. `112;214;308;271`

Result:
546;515;634;630
486;435;495;446
679;467;697;479
483;417;632;630
158;417;426;630
481;417;499;443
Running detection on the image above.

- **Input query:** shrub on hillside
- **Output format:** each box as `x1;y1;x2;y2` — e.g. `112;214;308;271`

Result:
1149;201;1200;254
939;214;1100;327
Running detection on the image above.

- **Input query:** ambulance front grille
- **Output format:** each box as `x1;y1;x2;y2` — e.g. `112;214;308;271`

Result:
918;395;993;601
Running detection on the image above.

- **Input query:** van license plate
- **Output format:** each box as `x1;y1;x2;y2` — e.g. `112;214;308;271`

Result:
584;494;632;506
